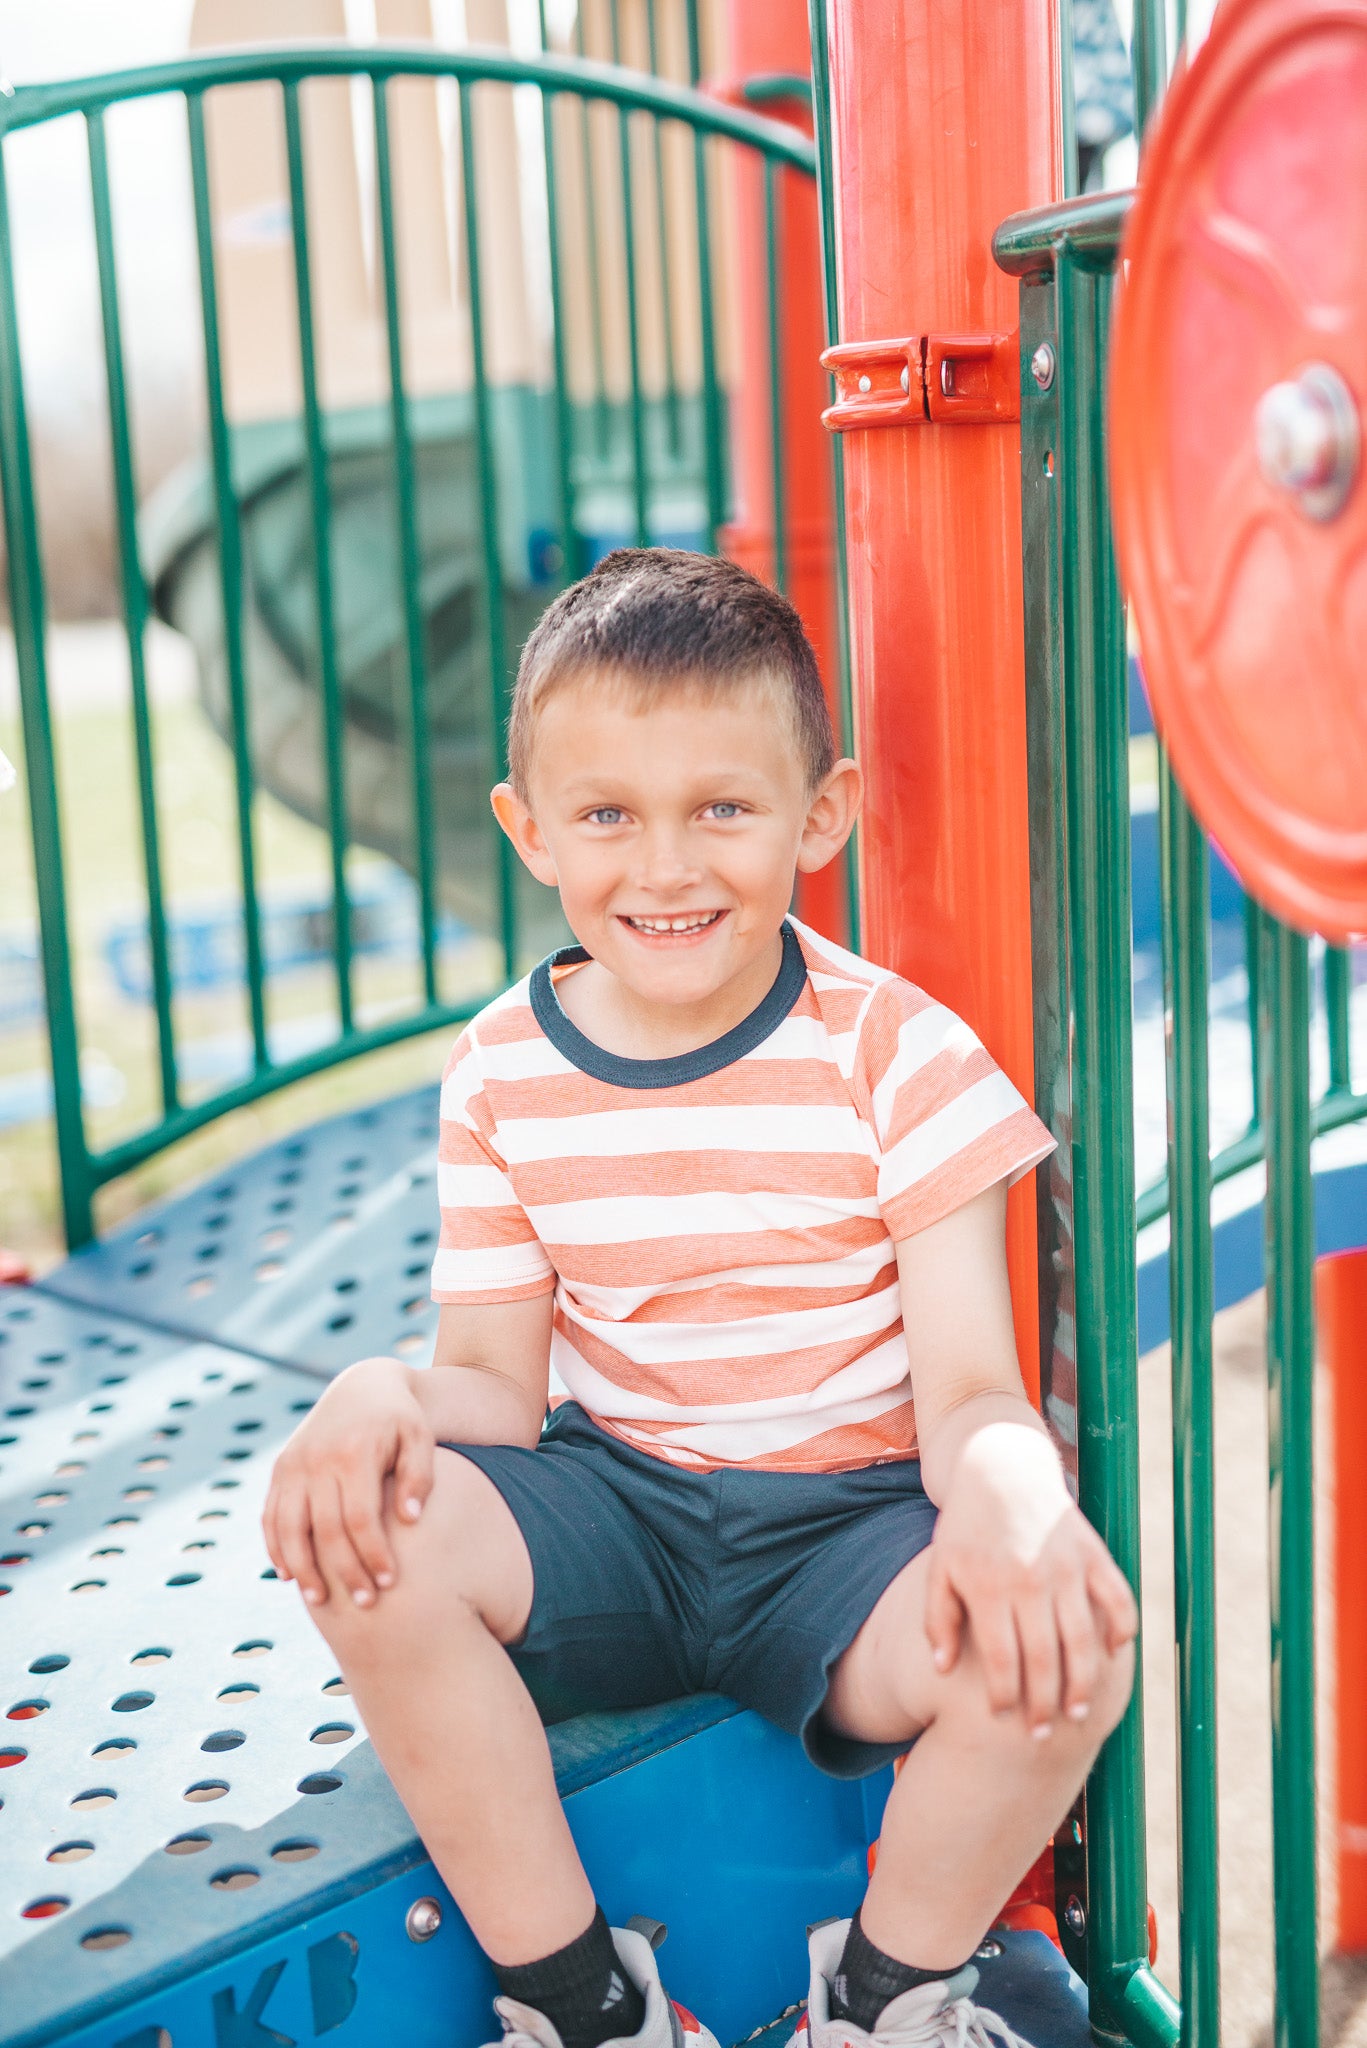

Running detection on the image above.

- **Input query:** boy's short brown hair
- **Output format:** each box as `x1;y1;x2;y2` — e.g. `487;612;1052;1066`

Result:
507;548;837;799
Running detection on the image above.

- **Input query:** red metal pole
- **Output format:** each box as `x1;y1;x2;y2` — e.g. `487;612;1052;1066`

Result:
1321;1246;1367;1952
815;0;1062;1388
720;0;844;943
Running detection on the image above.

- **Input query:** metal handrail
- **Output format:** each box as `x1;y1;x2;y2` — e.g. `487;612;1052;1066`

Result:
0;40;819;1247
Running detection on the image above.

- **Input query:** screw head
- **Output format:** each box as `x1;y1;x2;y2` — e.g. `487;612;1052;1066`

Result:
406;1896;442;1942
899;364;910;395
975;1937;1004;1960
1030;342;1056;392
1255;362;1359;521
1064;1894;1086;1938
857;373;872;394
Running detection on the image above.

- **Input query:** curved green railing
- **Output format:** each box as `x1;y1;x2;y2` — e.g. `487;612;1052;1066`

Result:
0;39;818;1247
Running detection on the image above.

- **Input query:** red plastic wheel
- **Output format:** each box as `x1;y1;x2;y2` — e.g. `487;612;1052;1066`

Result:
1111;0;1367;941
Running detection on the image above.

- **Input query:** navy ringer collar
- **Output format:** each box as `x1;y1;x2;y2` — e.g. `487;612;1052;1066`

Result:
528;918;808;1089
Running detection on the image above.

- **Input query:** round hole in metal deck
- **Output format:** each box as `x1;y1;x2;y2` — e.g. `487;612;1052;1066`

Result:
1110;0;1367;940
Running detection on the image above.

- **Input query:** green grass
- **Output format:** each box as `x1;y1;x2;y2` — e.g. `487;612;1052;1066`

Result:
0;654;501;1271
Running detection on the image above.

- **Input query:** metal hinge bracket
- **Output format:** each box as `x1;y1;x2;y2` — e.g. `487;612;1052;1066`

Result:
821;332;1020;430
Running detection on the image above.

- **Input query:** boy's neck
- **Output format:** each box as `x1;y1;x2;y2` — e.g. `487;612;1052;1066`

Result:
553;928;789;1062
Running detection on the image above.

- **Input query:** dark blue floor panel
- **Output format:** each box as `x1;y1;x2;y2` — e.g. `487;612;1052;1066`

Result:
36;1090;444;1377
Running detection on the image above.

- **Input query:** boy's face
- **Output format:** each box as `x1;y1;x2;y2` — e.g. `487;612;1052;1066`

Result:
492;673;860;1015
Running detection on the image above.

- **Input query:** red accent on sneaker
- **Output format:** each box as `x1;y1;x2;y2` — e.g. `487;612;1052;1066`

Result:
671;2006;701;2035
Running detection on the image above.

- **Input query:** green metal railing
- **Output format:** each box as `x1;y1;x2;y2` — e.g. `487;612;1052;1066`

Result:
0;37;818;1248
996;15;1365;2040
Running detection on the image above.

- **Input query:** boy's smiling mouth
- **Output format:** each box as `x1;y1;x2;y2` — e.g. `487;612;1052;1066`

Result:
619;910;728;938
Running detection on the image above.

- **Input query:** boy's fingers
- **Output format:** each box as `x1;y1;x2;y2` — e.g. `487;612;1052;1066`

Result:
393;1424;435;1530
340;1477;395;1590
1087;1551;1140;1649
275;1492;327;1607
1014;1592;1062;1732
923;1556;964;1673
312;1480;378;1609
968;1595;1022;1714
1056;1579;1101;1720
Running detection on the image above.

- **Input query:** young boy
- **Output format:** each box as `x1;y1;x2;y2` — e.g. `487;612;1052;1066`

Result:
263;551;1137;2048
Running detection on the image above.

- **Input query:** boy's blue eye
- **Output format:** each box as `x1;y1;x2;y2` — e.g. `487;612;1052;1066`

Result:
587;807;624;825
708;802;742;819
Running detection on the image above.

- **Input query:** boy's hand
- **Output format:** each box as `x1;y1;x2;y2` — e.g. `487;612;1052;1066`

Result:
263;1357;434;1609
923;1419;1138;1735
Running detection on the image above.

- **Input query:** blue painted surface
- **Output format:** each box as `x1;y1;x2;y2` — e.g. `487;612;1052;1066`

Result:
1136;1162;1367;1354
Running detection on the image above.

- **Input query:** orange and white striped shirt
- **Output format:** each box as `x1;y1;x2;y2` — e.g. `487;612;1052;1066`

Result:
432;919;1053;1473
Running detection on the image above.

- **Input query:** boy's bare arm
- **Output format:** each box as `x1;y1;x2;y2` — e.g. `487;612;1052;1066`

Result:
263;1295;552;1609
418;1295;554;1446
897;1181;1137;1735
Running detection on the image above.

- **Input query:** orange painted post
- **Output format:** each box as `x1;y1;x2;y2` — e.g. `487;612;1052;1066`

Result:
719;0;844;943
814;0;1062;1383
1320;1246;1367;1952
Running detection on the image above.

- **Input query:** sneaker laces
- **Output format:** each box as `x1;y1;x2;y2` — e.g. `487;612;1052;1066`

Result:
888;1990;1033;2048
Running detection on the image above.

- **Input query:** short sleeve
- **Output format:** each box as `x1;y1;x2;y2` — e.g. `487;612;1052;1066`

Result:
430;1029;556;1306
857;978;1056;1243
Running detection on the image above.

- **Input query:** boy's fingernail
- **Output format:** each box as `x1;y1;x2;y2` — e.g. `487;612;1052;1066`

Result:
376;1571;393;1589
1032;1722;1054;1741
352;1587;374;1608
1068;1701;1091;1722
404;1498;422;1521
932;1646;949;1670
304;1586;322;1605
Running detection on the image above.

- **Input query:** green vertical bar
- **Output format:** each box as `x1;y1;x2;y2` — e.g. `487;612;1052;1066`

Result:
87;108;178;1116
685;1;725;552
1054;251;1151;2004
1059;0;1079;199
804;0;859;951
536;5;576;585
373;74;438;1006
0;134;94;1247
763;157;787;597
1326;946;1352;1094
615;101;649;547
1259;915;1318;2048
1245;895;1263;1124
572;9;610;459
644;1;681;461
460;81;516;981
1130;0;1168;140
283;79;352;1034
1157;750;1220;2048
187;90;268;1071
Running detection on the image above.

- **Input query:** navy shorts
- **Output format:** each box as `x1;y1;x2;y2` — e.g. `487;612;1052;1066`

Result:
443;1402;938;1779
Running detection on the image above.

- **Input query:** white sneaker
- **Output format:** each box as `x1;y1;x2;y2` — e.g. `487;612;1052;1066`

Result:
794;1919;1035;2048
487;1921;719;2048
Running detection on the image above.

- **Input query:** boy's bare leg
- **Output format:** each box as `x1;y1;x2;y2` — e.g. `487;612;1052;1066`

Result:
825;1551;1134;1970
305;1448;596;1965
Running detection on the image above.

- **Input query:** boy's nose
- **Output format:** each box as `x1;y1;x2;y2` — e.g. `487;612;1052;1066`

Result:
635;834;703;893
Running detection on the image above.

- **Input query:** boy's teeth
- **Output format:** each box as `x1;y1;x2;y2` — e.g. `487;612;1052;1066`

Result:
628;913;719;933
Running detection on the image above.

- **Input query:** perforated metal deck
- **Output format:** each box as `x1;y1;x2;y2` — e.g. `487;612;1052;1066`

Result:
37;1091;444;1377
5;1104;1093;2048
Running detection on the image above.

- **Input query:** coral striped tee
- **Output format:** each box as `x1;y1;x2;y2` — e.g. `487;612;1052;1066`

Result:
431;918;1054;1473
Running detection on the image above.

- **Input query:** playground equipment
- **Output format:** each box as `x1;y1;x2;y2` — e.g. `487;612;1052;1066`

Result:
1;1;1366;2045
145;0;733;954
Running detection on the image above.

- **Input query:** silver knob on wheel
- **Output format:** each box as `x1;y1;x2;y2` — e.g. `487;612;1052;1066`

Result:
1255;362;1359;521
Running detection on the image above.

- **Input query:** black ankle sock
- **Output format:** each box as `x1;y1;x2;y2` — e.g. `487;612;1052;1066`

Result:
493;1906;647;2048
829;1912;970;2032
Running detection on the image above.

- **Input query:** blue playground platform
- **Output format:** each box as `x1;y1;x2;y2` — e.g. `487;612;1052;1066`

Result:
1;1096;1094;2048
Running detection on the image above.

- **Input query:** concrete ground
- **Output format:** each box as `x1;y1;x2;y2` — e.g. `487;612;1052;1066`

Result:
1138;1293;1367;2045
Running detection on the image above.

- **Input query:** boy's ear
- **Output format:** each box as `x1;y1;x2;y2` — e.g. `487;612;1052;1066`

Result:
490;782;559;887
796;758;863;874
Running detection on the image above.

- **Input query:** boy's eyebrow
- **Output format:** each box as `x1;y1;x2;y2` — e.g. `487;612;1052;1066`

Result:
553;764;777;801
